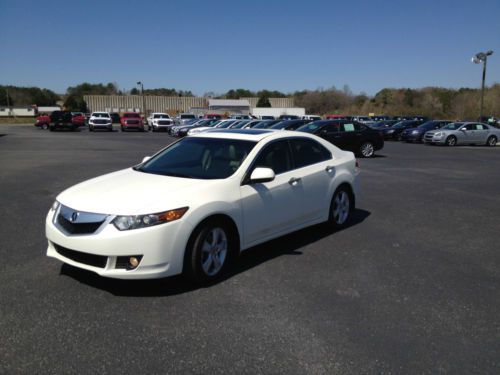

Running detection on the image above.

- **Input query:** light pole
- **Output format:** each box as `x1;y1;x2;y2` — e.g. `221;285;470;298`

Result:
471;50;493;121
136;81;148;129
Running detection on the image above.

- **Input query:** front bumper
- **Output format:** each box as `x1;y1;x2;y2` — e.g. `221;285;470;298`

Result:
45;209;193;279
400;132;422;141
423;134;446;144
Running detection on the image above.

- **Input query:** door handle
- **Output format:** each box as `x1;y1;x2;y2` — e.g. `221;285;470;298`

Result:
288;177;301;185
325;165;335;173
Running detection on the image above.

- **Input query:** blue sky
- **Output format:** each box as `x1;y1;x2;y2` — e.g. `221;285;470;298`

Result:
0;0;499;96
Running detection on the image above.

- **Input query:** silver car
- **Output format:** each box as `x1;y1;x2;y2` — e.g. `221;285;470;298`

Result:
423;122;500;146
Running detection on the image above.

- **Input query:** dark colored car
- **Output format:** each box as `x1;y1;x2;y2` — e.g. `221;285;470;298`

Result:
297;120;384;157
369;120;399;129
382;120;425;140
400;120;452;142
270;119;312;131
252;120;281;129
49;111;85;131
278;115;300;120
228;120;252;129
110;112;121;124
120;112;145;132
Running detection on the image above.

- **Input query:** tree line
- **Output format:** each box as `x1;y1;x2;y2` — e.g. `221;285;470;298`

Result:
1;82;498;120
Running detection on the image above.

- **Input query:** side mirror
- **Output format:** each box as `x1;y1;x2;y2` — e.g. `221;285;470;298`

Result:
142;156;151;163
249;167;275;183
460;128;467;131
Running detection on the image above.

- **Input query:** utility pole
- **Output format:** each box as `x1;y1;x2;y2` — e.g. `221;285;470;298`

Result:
472;50;493;121
137;81;147;129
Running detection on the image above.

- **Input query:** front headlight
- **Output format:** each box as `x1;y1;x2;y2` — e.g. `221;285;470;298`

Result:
434;132;442;137
112;207;189;231
412;130;419;134
387;129;394;133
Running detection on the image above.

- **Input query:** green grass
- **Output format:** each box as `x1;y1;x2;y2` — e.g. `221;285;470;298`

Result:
0;117;35;124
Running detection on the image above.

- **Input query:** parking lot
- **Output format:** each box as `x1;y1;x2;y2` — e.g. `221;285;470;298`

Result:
1;124;499;374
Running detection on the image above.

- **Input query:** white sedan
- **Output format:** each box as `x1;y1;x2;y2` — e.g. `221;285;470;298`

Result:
46;129;360;283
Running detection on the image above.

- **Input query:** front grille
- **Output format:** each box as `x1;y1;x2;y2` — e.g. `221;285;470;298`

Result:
93;119;109;124
126;120;140;125
54;243;107;268
57;214;104;235
157;120;171;125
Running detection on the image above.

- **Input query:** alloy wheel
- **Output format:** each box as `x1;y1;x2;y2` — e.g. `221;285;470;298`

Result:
333;191;350;225
360;142;374;157
200;227;228;276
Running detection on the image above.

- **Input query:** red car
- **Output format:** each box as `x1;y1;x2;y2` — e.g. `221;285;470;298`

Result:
34;114;51;129
120;112;145;132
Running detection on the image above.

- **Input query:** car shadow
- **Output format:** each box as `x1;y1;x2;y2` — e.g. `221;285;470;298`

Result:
60;209;371;297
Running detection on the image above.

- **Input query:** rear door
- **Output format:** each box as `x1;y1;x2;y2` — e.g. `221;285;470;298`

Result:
289;138;335;223
337;122;358;152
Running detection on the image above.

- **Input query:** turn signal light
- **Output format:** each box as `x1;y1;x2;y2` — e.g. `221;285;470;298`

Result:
159;207;189;222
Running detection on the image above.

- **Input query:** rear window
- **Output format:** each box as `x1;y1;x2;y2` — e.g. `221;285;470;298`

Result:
181;114;196;119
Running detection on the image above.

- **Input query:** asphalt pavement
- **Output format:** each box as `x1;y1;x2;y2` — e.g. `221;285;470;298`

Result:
0;125;499;374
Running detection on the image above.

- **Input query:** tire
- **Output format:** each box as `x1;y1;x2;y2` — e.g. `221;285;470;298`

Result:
486;136;497;147
445;135;457;146
359;142;374;158
185;219;235;284
49;126;55;132
41;123;48;130
328;185;353;228
89;126;94;132
121;126;125;132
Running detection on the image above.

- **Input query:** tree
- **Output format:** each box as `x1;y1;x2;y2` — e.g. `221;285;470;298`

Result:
256;95;271;107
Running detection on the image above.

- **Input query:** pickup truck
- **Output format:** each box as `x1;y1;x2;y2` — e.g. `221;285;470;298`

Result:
48;111;85;131
120;112;145;132
147;113;174;132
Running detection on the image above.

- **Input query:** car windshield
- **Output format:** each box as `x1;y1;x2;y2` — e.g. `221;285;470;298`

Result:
154;114;169;118
297;121;330;133
123;113;139;118
441;123;463;130
137;137;256;179
93;113;109;118
216;121;236;128
181;114;196;119
232;121;250;129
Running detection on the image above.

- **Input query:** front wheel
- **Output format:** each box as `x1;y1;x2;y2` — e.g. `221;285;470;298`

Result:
328;186;352;228
41;123;48;130
359;142;374;157
486;136;497;147
185;220;234;284
445;135;457;146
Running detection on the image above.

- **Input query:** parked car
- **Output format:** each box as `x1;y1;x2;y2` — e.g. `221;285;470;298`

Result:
326;115;351;120
177;119;219;137
259;115;275;120
110;112;121;124
270;119;312;131
175;113;197;125
230;114;252;120
400;120;452;142
147;113;174;132
352;116;376;126
369;120;399;129
49;111;85;131
423;122;500;146
382;120;424;140
89;112;113;131
204;113;223;120
302;115;322;121
120;112;145;132
45;129;360;283
252;120;281;129
34;113;51;129
297;120;384;157
278;115;300;120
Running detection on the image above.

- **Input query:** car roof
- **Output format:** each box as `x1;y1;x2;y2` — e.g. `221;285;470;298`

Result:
191;128;326;143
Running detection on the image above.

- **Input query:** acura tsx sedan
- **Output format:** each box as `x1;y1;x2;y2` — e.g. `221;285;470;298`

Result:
46;129;360;283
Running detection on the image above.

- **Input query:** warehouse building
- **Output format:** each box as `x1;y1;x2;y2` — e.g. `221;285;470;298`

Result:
83;95;295;116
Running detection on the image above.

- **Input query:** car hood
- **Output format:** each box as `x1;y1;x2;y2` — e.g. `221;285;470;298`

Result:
57;168;219;215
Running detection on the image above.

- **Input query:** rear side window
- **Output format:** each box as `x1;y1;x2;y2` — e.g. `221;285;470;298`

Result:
476;124;487;130
290;138;331;169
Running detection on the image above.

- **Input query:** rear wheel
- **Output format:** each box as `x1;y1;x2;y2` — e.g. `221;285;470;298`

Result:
359;142;374;157
185;219;234;284
445;135;457;146
121;126;125;132
328;186;352;228
486;135;497;147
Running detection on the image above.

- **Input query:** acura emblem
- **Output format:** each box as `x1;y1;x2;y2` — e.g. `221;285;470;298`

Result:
71;212;79;222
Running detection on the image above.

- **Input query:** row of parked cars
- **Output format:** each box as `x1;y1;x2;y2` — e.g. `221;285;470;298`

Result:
370;119;500;146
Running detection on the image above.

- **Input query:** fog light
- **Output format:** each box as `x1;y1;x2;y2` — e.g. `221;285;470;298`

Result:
129;256;140;269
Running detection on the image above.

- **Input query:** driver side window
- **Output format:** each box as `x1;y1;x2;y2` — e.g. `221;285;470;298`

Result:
253;140;292;175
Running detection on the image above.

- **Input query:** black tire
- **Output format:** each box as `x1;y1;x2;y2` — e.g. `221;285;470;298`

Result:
49;126;55;132
359;142;375;158
41;123;48;130
89;126;94;132
121;126;125;132
486;135;497;147
185;219;235;284
445;135;457;146
328;185;353;228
